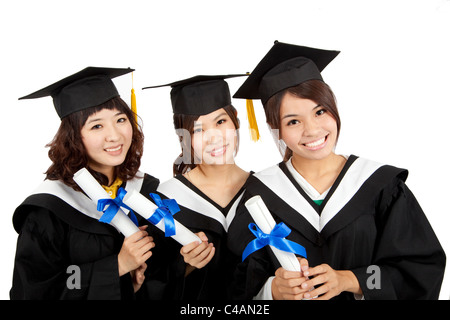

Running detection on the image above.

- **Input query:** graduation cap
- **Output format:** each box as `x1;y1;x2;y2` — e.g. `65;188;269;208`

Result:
142;74;262;141
143;74;248;115
19;67;134;119
233;41;340;106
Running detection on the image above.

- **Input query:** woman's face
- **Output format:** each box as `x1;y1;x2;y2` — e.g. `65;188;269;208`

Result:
191;108;237;166
280;93;338;161
81;108;133;179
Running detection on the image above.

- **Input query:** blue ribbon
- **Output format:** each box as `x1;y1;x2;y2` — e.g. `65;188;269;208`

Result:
242;222;307;262
97;187;139;227
148;193;180;237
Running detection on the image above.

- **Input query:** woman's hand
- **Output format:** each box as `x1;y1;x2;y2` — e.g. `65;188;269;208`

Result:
180;232;215;276
131;262;147;293
118;225;155;277
301;264;362;300
272;258;310;300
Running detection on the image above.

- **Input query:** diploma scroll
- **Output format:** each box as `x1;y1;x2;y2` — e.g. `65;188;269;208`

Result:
122;189;202;246
73;168;140;237
245;195;302;272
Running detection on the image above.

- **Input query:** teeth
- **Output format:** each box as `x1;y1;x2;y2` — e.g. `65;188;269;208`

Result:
211;147;225;155
304;137;325;148
106;145;121;152
210;145;227;156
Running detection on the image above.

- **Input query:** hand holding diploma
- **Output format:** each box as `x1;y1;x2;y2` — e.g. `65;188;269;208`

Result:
244;195;315;300
73;168;155;284
180;231;215;276
118;225;154;276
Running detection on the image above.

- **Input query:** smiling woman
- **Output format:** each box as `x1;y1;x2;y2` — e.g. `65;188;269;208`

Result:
46;96;140;188
139;74;251;300
183;106;240;168
228;41;446;300
80;107;134;185
265;79;341;162
10;67;160;300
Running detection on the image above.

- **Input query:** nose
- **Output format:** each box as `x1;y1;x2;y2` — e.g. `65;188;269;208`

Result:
204;128;223;145
105;125;120;142
303;118;321;137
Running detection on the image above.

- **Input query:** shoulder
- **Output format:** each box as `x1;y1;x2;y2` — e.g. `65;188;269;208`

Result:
139;172;160;194
250;163;284;184
244;162;286;193
13;194;67;235
343;156;411;211
13;180;117;236
354;156;408;187
254;162;284;178
156;175;187;196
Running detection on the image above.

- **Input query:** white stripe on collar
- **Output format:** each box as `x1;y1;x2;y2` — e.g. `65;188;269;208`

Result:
31;171;145;223
157;178;229;231
254;158;383;232
255;165;321;231
320;157;383;230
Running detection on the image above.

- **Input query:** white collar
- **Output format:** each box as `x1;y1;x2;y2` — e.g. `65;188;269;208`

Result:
285;158;329;201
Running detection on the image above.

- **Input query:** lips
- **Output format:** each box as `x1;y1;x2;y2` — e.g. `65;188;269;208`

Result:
209;144;228;157
303;135;328;150
105;145;122;153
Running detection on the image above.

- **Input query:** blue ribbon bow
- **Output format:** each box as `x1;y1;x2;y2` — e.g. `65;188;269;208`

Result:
242;222;307;262
148;193;180;237
97;187;139;227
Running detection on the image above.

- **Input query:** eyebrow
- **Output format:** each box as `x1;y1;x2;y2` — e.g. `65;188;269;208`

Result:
281;104;321;119
214;112;228;121
193;112;227;127
86;111;124;124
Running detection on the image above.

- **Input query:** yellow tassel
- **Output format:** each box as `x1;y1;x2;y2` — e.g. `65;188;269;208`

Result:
131;72;137;122
246;98;260;142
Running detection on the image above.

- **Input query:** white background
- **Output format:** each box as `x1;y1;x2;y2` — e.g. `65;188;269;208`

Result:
1;0;449;300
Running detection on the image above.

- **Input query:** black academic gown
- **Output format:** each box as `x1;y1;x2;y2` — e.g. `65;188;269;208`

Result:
10;172;159;300
228;155;446;300
141;174;250;300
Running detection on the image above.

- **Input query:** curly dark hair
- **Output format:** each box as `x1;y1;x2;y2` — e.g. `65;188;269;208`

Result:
45;96;144;190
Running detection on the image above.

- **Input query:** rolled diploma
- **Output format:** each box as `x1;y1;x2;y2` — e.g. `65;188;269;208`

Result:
73;168;140;238
122;189;202;246
245;195;301;272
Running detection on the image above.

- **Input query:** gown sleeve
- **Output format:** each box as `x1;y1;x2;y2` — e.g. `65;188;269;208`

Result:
140;222;224;300
10;207;127;300
137;228;187;300
351;178;446;300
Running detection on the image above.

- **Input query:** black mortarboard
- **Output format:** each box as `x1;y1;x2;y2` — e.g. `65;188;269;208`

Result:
19;67;134;119
233;41;340;105
142;74;247;116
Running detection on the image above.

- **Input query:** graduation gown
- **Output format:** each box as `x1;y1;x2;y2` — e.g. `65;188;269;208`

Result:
227;155;446;300
10;172;159;300
142;174;249;300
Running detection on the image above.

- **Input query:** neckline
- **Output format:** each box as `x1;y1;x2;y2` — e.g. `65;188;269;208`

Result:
175;172;251;215
285;158;330;200
279;155;358;215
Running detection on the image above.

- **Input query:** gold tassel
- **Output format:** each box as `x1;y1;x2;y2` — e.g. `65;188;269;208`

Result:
131;72;137;122
246;98;260;142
